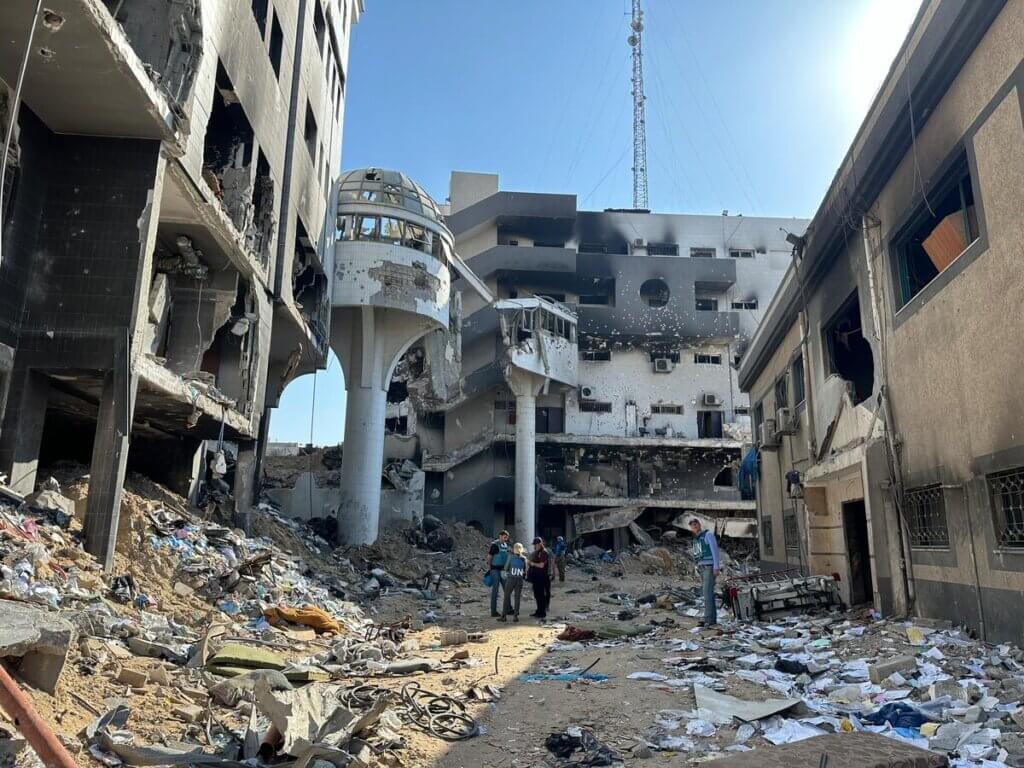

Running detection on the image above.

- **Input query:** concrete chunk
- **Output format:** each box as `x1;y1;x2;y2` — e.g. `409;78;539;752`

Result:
0;599;74;693
173;703;205;723
869;655;917;684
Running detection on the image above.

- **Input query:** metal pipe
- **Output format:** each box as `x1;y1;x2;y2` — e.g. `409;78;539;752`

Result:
861;215;915;613
0;663;80;768
0;0;44;266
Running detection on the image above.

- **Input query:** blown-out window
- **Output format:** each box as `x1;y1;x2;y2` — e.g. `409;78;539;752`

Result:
893;154;980;308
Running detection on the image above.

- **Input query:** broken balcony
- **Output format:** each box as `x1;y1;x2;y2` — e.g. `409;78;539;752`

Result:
138;228;265;440
0;0;184;147
496;297;578;388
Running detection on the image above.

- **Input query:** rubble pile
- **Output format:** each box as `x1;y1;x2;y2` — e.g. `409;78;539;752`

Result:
0;472;506;768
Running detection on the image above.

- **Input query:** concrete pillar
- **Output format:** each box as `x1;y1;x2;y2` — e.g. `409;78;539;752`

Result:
233;441;258;533
4;370;50;495
514;392;537;546
84;344;137;571
338;383;387;545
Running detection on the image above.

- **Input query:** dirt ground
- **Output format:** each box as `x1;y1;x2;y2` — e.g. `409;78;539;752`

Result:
366;563;735;767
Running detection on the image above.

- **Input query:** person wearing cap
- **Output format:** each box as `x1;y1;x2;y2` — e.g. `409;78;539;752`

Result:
499;543;528;622
553;535;568;582
688;518;721;626
486;530;510;617
527;536;553;619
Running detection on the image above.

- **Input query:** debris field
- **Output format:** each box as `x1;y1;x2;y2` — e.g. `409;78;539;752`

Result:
0;469;1022;768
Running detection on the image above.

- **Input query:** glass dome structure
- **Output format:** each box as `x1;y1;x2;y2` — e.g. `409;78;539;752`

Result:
336;168;445;225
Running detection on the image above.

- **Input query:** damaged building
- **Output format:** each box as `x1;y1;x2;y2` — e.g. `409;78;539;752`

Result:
738;0;1024;639
0;0;360;568
388;170;808;545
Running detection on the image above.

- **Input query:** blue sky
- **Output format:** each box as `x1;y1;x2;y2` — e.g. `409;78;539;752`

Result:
270;0;920;445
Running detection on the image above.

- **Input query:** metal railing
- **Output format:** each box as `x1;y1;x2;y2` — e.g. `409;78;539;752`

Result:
904;484;950;548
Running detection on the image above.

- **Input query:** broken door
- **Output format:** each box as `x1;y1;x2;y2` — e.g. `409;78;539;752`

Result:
842;499;873;606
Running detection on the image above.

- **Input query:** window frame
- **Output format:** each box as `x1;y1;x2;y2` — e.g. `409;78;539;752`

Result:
791;353;806;407
904;484;951;549
729;249;755;259
694;353;722;365
761;515;774;556
580;400;613;414
888;148;987;319
650;403;683;415
695;297;719;312
690;247;716;258
988;467;1024;549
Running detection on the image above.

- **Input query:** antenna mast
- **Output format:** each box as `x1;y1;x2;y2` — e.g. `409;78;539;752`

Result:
628;0;649;210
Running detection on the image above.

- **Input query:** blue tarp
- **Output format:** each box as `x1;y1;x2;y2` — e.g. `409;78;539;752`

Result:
738;447;759;499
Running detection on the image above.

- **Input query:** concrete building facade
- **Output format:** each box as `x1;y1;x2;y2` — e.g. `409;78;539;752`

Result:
0;0;360;568
738;0;1024;640
389;170;807;544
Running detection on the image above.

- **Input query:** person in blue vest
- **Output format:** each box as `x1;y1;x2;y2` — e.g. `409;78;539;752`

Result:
687;518;721;627
486;530;510;617
552;536;568;582
499;543;528;622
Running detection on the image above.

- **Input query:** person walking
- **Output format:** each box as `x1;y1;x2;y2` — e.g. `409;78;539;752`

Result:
553;535;567;582
688;518;721;627
498;543;527;622
527;537;553;620
486;530;510;617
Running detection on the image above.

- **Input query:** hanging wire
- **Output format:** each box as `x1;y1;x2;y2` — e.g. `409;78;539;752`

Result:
0;0;45;265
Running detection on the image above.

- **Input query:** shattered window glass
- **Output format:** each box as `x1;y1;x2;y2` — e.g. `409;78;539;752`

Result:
380;217;403;244
356;215;378;240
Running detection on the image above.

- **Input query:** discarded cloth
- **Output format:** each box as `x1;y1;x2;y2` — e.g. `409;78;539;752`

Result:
263;604;342;635
863;702;934;730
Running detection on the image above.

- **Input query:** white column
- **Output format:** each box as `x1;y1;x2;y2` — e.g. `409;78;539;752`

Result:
338;384;387;545
515;392;537;546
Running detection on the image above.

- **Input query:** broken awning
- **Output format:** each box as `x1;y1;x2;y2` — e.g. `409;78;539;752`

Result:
571;506;644;536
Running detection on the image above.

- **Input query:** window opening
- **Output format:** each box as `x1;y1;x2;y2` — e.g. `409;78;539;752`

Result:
313;1;326;52
690;247;715;258
893;154;979;307
304;102;318;161
731;299;758;310
697;411;724;438
640;278;670;308
580;401;612;413
251;0;269;35
650;404;682;415
774;374;788;411
647;243;678;256
694;353;721;365
792;353;805;406
269;13;284;77
729;249;754;258
580;349;611;362
824;293;874;405
695;297;719;311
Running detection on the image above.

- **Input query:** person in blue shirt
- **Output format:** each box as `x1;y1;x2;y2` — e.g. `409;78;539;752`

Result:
486;530;510;617
552;536;567;582
499;543;528;622
687;518;721;627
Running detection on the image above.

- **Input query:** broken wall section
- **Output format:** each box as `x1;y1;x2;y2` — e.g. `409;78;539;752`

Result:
103;0;202;105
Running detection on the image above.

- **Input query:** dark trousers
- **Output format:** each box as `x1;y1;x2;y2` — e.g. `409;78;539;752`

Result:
502;576;524;617
531;575;551;617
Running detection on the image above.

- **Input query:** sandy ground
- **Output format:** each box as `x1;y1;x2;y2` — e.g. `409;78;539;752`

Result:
371;562;738;767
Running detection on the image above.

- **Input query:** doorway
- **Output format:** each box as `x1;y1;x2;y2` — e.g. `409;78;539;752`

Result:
697;410;724;438
842;500;873;606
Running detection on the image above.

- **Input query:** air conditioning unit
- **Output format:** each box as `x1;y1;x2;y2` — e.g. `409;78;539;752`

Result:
703;393;722;406
759;419;781;449
776;407;797;435
633;238;645;248
580;386;596;400
653;358;674;373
